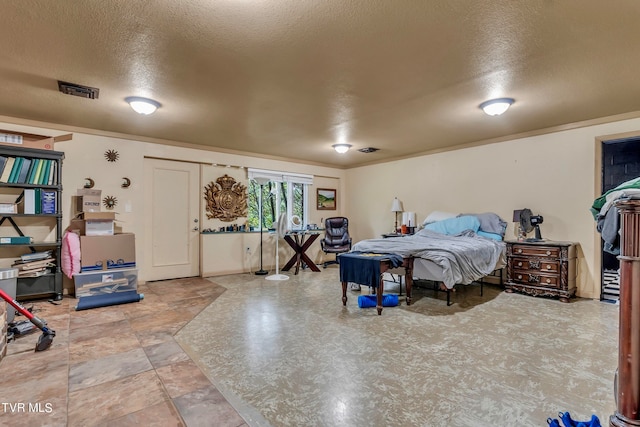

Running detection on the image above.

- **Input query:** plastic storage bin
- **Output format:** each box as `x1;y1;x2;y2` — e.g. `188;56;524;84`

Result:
0;268;18;323
73;268;138;298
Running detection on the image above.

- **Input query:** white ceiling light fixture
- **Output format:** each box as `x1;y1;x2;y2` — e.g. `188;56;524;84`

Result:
125;96;161;115
479;97;515;116
332;143;352;154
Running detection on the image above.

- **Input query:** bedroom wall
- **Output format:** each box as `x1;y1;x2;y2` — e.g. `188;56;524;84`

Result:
4;115;640;299
345;116;640;299
0;119;345;291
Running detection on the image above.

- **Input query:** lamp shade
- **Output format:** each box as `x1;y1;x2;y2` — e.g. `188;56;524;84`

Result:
391;197;403;213
402;212;416;227
479;98;514;116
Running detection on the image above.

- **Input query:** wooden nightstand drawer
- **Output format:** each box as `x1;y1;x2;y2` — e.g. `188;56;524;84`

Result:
511;245;560;258
512;272;559;288
512;258;559;273
505;240;578;302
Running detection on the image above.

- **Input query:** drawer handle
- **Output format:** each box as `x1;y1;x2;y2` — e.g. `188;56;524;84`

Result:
517;274;522;280
517;249;522;253
546;250;551;255
546;265;551;270
518;262;522;267
546;279;551;284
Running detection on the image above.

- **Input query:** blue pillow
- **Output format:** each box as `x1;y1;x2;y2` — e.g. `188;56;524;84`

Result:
477;230;503;241
424;215;480;235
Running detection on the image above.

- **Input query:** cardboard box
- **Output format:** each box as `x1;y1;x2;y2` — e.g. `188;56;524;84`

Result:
0;131;55;150
80;212;115;236
69;212;116;236
73;268;138;297
80;233;136;272
80;212;115;220
0;130;71;150
75;189;102;213
86;220;114;236
0;203;17;214
68;219;86;235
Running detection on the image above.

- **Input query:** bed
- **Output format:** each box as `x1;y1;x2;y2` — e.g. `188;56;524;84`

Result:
351;213;507;303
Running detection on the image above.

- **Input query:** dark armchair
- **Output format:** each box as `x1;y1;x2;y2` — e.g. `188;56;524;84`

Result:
320;217;352;268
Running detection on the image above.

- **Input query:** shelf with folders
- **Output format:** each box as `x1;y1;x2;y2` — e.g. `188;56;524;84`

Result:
0;144;64;301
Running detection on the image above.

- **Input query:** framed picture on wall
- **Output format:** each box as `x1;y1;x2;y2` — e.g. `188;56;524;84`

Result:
317;188;336;210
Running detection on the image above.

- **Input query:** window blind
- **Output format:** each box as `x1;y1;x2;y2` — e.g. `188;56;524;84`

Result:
247;168;313;185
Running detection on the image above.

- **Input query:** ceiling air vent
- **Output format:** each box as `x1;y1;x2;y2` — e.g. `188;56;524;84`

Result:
58;81;100;99
358;147;379;153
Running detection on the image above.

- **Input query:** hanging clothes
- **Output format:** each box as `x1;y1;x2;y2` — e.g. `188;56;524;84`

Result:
592;177;640;255
590;176;640;219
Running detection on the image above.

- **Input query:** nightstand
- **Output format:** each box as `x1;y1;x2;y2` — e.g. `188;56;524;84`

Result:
381;233;411;238
505;240;578;302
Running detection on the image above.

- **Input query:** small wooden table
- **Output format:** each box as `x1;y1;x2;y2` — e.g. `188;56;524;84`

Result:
281;232;321;274
338;252;413;315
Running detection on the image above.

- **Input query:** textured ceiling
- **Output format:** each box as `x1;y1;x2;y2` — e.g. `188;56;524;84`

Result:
1;1;640;168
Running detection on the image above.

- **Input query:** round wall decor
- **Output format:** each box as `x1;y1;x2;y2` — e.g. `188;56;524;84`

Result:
104;149;119;162
103;195;118;209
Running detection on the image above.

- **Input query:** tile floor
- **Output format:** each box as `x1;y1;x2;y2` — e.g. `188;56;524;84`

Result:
0;277;247;427
0;270;622;427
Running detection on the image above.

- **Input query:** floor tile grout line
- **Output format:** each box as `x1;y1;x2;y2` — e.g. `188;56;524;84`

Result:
4;278;239;426
65;301;71;427
176;338;270;427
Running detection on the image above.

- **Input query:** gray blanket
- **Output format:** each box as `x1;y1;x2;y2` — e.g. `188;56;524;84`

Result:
351;229;505;288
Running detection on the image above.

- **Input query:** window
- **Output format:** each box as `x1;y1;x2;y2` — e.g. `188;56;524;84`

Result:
247;169;312;231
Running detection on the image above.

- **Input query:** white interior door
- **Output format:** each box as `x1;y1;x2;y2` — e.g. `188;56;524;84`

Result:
144;158;200;281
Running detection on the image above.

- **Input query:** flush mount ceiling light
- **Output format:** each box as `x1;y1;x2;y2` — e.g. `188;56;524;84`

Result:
125;96;161;115
479;97;515;116
332;143;352;154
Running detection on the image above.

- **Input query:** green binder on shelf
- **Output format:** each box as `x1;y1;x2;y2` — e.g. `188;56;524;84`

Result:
40;160;51;185
0;236;32;245
8;157;23;183
27;158;40;184
33;158;44;184
34;188;42;214
16;158;31;184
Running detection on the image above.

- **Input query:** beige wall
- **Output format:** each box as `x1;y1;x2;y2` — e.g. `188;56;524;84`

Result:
4;116;640;299
345;117;640;299
0;120;345;292
200;169;342;276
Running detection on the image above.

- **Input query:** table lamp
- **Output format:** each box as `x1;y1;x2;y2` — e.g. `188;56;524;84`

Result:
391;197;404;233
402;211;416;234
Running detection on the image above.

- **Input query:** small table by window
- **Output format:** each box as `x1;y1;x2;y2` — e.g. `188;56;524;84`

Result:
281;232;321;274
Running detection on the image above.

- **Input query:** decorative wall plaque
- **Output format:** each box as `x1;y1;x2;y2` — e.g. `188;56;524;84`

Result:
103;195;118;209
104;149;119;162
204;174;247;222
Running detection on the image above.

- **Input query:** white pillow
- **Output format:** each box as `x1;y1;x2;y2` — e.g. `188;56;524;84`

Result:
422;211;458;225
